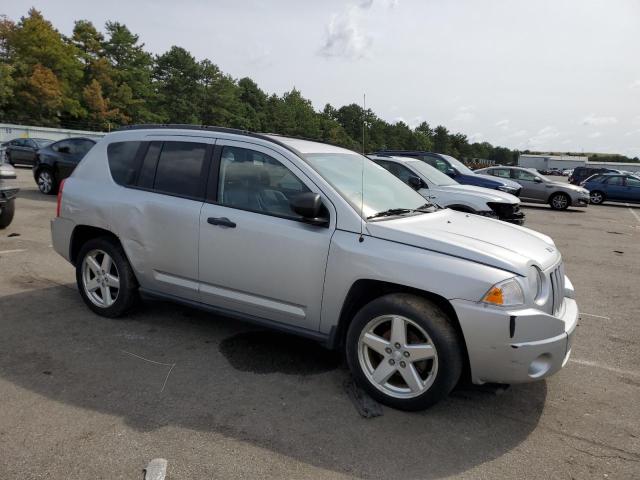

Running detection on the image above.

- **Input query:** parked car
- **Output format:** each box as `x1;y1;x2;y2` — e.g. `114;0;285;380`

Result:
568;166;619;185
373;150;522;196
475;166;590;210
369;155;525;224
0;160;19;229
2;138;53;166
51;125;578;411
32;137;96;194
546;168;563;176
562;169;573;176
582;173;640;205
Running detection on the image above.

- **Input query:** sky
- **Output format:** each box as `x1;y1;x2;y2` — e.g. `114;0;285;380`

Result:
3;0;639;157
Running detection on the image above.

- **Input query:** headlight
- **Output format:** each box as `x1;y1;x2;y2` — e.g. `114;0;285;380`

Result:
481;278;524;306
497;185;515;193
526;265;543;301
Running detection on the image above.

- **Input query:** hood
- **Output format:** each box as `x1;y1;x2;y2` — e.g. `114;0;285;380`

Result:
547;180;586;192
366;209;559;276
473;173;521;189
439;184;520;203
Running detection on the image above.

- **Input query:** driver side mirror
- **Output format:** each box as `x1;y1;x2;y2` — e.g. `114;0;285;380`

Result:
290;192;329;227
534;177;543;183
446;168;457;178
408;176;424;190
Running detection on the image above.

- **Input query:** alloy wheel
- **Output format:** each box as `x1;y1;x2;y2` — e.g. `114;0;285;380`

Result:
590;192;603;204
552;194;568;209
357;315;438;399
81;249;120;308
37;170;53;194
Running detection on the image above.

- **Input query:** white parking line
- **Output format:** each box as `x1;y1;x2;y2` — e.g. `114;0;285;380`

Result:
626;203;640;223
570;358;640;378
580;312;611;320
0;249;27;255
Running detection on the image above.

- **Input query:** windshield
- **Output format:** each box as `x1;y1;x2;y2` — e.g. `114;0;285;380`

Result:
33;139;53;147
407;160;458;186
440;154;474;175
305;153;429;219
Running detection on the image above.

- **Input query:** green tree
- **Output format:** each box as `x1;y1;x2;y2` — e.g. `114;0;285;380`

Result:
433;125;450;154
199;60;243;128
153;46;201;124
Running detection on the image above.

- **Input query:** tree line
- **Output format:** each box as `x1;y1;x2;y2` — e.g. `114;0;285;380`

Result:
7;8;632;165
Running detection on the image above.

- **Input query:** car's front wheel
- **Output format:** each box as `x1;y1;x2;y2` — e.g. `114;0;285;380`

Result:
590;190;605;205
346;294;463;411
36;167;57;195
76;237;138;317
549;192;570;210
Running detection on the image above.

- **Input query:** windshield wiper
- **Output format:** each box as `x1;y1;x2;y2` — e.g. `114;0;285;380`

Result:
367;208;413;220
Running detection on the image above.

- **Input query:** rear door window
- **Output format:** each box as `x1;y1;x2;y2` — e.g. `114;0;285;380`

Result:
604;176;624;186
153;142;207;198
491;168;512;178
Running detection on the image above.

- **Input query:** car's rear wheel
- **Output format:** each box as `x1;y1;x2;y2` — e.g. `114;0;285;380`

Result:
0;199;15;229
549;192;570;210
346;293;463;411
76;237;138;317
590;190;605;205
36;167;57;195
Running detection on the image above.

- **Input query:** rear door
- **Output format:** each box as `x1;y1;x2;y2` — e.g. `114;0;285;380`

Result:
198;140;334;331
108;138;213;302
57;139;95;179
623;176;640;203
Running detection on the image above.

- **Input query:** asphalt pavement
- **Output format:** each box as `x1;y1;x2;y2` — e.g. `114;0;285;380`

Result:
0;168;638;479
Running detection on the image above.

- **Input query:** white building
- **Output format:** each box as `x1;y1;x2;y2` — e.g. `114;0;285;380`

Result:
518;154;640;173
0;123;105;144
518;154;587;170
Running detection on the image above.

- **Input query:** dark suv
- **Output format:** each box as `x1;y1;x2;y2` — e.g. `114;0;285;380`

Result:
374;151;522;196
568;166;619;185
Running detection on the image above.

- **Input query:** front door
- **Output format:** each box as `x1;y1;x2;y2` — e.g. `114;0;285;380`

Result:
198;141;334;332
511;169;547;203
602;176;626;201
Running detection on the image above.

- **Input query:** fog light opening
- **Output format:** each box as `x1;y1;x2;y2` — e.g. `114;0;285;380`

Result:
528;353;552;379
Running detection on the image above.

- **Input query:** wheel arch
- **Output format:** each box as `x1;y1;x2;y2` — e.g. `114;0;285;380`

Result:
70;225;122;266
329;279;471;379
547;190;572;205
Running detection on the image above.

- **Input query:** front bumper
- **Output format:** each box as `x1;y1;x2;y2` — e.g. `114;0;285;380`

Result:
484;202;526;225
573;194;590;207
451;276;578;384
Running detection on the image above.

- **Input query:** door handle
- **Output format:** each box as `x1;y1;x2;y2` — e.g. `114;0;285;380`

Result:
207;217;236;228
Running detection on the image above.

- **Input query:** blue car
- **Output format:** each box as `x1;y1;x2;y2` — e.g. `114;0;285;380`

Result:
583;173;640;205
374;150;522;196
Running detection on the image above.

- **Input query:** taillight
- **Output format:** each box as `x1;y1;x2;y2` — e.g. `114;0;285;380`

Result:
56;179;66;217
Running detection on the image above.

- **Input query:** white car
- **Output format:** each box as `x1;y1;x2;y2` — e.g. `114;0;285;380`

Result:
369;155;525;224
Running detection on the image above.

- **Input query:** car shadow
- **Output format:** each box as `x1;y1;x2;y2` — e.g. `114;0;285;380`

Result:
0;285;547;479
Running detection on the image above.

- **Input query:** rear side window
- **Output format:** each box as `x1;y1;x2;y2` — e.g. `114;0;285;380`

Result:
604;176;624;186
107;141;143;186
153;142;207;198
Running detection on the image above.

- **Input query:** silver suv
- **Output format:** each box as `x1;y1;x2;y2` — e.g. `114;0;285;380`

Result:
0;161;19;229
51;126;579;411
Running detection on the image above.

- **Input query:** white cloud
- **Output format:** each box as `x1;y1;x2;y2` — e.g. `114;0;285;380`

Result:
507;129;527;138
581;114;618;126
527;126;561;147
588;131;602;138
468;133;484;142
630;79;640;89
319;1;395;60
495;119;510;129
452;105;475;122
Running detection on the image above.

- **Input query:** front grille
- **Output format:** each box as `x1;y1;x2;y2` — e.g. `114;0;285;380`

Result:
486;202;525;224
549;263;565;316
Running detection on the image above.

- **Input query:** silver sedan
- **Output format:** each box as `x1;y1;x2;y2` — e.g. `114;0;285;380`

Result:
476;166;590;210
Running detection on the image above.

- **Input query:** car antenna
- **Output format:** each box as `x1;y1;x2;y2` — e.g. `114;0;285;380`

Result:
359;93;366;243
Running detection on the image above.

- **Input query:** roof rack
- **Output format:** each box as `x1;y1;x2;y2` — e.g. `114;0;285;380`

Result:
115;124;303;157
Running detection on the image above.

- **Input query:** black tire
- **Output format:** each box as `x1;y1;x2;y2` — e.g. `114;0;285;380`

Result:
0;199;15;229
75;236;138;318
35;166;58;195
346;293;463;411
549;192;570;210
590;190;605;205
